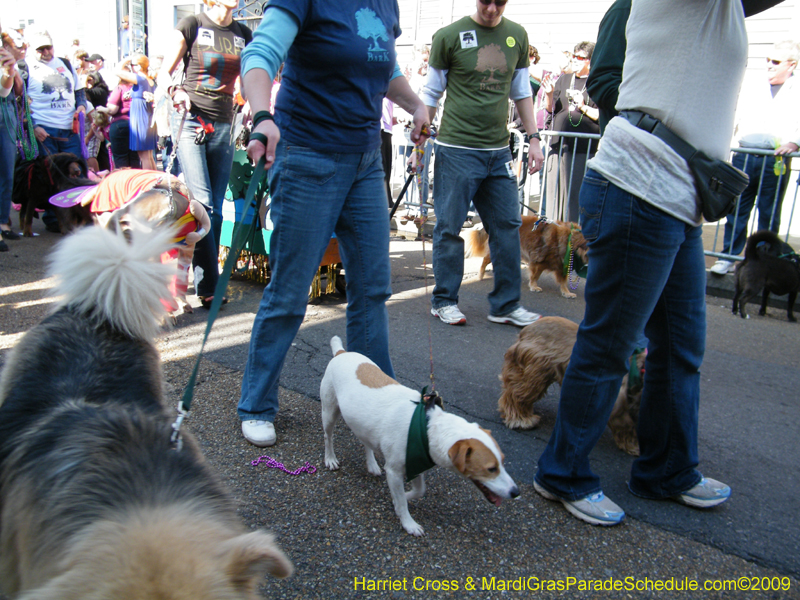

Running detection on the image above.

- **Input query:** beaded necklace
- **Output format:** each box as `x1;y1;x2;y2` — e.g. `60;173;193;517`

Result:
567;74;585;128
1;85;38;160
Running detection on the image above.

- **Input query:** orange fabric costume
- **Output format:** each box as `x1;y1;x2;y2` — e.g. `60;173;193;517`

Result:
90;169;200;311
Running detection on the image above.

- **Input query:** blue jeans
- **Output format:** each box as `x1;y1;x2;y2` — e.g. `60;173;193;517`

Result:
172;110;235;297
238;141;393;421
536;170;704;501
720;152;789;256
431;144;522;316
0;103;17;225
37;126;82;157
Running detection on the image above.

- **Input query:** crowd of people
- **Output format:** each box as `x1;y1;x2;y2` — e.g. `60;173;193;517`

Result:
2;0;797;530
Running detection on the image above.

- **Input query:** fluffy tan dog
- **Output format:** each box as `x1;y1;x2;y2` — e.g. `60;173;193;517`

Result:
464;215;588;298
498;316;645;455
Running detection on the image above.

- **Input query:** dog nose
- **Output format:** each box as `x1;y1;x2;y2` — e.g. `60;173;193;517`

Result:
510;485;520;498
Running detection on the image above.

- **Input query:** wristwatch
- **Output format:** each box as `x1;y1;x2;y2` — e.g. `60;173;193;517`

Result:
530;132;541;140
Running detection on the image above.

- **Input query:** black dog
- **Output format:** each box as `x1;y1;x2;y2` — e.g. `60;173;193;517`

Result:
12;152;94;236
732;230;799;322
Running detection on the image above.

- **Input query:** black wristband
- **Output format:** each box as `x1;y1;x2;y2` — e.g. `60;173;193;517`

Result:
530;132;541;140
252;110;274;128
250;132;268;146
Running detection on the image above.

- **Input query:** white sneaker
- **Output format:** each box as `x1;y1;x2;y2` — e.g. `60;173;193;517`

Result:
709;260;734;275
431;305;467;325
242;420;276;447
488;306;541;327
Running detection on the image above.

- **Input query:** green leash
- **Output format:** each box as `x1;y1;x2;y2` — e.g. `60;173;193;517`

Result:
171;158;266;449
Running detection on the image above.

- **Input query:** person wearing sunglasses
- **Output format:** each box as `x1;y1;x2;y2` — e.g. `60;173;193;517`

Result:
423;0;544;328
541;41;600;223
710;39;800;274
22;30;87;233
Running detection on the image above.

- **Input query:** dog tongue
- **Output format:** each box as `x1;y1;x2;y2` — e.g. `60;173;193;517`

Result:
473;480;503;507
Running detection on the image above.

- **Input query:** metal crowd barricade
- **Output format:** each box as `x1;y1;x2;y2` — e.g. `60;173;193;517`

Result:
707;146;800;263
510;129;799;261
509;129;601;218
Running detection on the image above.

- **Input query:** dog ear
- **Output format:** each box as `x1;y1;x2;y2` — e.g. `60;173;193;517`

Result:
448;439;473;473
221;530;294;590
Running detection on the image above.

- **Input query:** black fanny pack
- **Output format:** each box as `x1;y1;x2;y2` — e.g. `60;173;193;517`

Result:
619;111;749;222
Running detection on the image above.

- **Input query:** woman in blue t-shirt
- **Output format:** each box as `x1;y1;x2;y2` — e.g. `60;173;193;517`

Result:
236;1;430;448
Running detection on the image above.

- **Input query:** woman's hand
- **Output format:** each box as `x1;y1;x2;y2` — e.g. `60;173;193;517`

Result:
0;46;15;77
408;103;431;146
172;88;191;113
247;119;280;169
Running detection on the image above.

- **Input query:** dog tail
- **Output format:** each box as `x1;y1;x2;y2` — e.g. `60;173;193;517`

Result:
330;335;346;357
744;230;787;261
464;226;489;258
49;224;177;341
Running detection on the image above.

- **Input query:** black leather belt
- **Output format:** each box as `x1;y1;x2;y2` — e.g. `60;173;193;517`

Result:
618;110;696;162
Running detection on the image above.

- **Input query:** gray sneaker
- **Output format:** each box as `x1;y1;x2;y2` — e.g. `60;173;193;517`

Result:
488;306;541;327
534;480;625;526
674;477;731;508
431;305;467;325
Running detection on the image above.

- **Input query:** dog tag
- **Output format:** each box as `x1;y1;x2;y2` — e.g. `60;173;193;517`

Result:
49;186;95;208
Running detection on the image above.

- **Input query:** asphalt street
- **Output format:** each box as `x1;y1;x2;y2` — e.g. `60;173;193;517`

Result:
1;219;799;599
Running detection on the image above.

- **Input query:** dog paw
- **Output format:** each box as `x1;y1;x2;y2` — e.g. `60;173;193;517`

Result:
403;521;425;536
529;285;543;293
503;415;541;430
367;465;382;477
613;433;640;456
561;292;577;299
325;457;340;471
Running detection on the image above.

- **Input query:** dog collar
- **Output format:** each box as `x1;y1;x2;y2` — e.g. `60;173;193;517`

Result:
405;390;442;482
627;347;647;392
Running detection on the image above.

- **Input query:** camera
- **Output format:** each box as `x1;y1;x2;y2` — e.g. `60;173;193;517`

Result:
566;89;582;110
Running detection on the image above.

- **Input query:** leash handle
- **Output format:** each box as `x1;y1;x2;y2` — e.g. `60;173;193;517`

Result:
179;158;266;416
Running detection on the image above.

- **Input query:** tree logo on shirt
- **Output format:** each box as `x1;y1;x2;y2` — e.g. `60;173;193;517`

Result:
41;72;73;101
475;43;507;86
355;8;390;62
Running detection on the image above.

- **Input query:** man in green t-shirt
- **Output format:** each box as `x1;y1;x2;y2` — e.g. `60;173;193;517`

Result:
421;0;544;327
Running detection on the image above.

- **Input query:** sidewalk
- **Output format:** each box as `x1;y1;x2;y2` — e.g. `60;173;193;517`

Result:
1;220;799;599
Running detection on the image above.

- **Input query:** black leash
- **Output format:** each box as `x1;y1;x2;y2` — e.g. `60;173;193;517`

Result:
171;158;266;449
389;170;416;220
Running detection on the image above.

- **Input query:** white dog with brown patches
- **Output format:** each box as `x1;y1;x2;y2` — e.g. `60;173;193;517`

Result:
321;336;519;536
